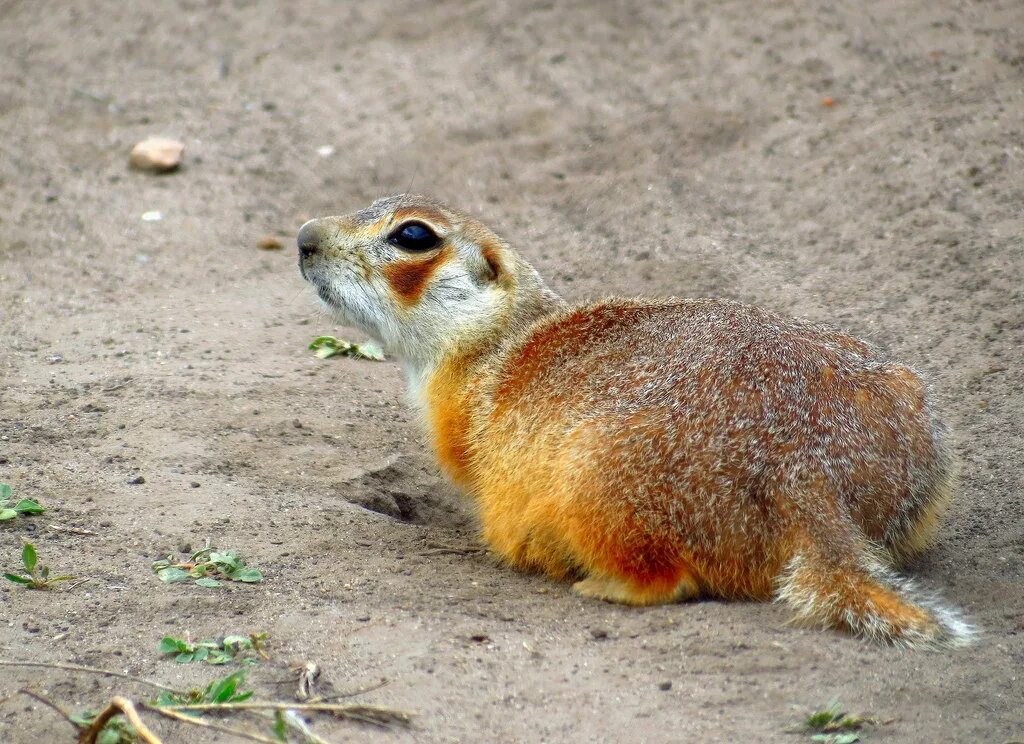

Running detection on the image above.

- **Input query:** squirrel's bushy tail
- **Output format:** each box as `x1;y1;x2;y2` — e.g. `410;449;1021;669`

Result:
776;546;975;648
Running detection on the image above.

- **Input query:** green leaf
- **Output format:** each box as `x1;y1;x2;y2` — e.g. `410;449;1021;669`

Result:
232;567;263;583
206;671;253;702
210;551;241;570
152;691;186;707
97;727;120;744
0;509;16;521
21;542;37;573
4;573;31;585
207;650;232;665
189;547;214;562
69;710;95;727
273;710;288;742
209;671;242;702
0;484;11;500
159;636;189;654
314;344;341;359
806;701;843;730
811;736;862;744
309;336;349;356
309;335;385;361
194;577;222;588
156;567;190;583
152;692;174;707
352;342;385;361
13;499;44;514
222;635;250;649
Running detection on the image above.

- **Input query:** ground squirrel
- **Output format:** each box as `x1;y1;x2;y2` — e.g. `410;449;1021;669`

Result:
297;194;973;647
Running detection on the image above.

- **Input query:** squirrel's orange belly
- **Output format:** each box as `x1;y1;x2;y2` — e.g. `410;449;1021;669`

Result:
470;415;782;603
474;470;782;603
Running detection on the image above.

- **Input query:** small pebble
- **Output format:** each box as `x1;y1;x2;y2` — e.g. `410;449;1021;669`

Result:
190;482;201;488
130;137;184;172
590;628;609;640
658;681;672;691
257;235;283;250
127;475;145;485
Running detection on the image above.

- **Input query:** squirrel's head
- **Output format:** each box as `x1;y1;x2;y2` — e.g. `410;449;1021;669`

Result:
298;195;561;368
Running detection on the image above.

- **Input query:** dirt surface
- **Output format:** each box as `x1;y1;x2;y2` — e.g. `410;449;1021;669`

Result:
1;1;1022;742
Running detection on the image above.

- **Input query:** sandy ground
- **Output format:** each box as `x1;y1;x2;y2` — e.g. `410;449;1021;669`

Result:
1;1;1023;742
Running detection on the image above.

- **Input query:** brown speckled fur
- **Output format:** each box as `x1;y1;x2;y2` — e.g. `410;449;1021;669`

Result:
299;195;973;647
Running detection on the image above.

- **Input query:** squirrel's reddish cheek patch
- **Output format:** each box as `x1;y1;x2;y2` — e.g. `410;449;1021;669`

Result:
383;248;449;307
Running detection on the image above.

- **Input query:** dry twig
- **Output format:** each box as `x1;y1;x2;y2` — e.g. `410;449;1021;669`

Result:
162;700;413;727
47;523;99;536
141;704;282;744
17;688;78;731
7;661;409;742
79;696;163;744
418;546;486;556
0;659;183;693
314;677;390;701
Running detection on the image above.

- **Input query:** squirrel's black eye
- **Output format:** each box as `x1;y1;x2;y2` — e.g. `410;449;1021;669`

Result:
388;221;440;251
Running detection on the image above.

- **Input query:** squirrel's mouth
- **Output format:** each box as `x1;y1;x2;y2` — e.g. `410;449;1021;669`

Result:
314;282;338;308
299;262;336;306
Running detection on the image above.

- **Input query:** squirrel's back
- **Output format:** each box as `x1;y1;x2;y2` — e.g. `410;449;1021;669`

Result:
463;298;952;569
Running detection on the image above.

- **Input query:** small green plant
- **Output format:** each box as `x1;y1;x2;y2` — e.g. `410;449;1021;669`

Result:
804;700;875;743
69;710;137;744
152;547;263;588
0;483;45;521
810;734;861;744
309;335;384;361
159;632;269;665
4;540;75;589
152;670;254;707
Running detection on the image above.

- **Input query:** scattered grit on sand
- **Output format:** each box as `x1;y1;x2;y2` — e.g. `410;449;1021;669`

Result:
1;1;1022;742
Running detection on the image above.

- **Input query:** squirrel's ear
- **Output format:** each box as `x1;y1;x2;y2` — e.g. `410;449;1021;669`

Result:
475;244;510;286
480;246;502;282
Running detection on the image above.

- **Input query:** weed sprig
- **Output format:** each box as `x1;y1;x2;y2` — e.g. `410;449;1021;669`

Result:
152;547;263;588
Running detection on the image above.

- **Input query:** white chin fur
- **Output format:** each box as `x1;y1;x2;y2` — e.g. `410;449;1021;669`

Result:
314;273;419;363
313;265;505;372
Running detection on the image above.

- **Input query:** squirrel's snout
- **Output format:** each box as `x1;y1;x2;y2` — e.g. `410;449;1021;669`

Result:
297;220;321;259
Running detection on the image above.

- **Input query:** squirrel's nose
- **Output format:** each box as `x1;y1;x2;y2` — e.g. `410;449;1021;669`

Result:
297;220;321;259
